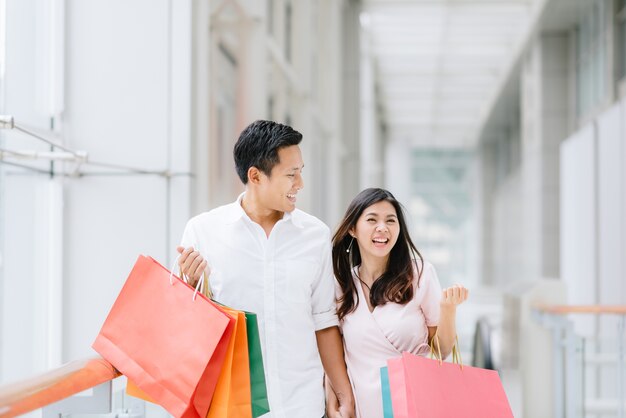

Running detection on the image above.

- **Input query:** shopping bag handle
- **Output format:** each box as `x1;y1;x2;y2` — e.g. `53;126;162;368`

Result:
169;253;212;301
429;334;464;370
452;337;463;369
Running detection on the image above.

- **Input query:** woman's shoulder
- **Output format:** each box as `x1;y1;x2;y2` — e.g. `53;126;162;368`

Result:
412;258;438;286
412;258;435;274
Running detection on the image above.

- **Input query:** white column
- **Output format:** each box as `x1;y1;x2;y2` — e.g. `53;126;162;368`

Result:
519;33;569;282
384;137;412;208
359;21;382;189
238;0;267;127
340;0;361;207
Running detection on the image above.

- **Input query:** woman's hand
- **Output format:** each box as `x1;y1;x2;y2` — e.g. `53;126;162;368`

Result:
440;284;469;308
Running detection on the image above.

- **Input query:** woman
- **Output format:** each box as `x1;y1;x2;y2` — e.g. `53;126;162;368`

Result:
326;188;468;418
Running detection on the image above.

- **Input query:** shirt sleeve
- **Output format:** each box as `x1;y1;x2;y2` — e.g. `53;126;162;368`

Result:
311;231;340;330
180;218;198;248
420;262;442;327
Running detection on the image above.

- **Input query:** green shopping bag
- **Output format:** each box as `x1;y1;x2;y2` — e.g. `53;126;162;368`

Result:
244;312;270;417
380;366;394;418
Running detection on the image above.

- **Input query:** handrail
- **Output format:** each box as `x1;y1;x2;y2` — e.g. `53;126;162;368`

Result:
534;304;626;418
534;304;626;315
0;356;120;418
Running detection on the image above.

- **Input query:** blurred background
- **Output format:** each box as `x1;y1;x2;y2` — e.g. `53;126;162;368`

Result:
0;0;625;417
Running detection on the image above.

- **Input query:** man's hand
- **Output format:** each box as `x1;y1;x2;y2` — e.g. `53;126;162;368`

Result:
325;381;355;418
336;391;356;418
176;246;210;288
325;377;340;417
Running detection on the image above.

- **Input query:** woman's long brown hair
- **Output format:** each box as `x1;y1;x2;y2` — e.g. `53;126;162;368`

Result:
332;188;423;321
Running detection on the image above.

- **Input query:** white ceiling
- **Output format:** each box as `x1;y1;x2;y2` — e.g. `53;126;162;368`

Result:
362;0;537;148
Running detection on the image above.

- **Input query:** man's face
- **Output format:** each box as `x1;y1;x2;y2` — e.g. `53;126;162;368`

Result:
258;145;304;213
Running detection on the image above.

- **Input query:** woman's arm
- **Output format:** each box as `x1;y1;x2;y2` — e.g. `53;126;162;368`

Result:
428;285;468;359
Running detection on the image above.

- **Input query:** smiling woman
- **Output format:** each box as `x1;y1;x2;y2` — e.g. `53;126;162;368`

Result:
328;188;469;418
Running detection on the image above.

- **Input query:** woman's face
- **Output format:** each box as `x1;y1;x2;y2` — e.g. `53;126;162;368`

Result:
350;200;400;261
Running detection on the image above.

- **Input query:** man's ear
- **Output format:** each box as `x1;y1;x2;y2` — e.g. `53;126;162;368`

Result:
247;166;262;185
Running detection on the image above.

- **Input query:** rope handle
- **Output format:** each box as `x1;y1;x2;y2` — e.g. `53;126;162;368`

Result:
169;251;213;301
429;334;464;370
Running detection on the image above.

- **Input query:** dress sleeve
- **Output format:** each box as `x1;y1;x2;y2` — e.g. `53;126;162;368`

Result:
419;262;442;327
311;230;340;330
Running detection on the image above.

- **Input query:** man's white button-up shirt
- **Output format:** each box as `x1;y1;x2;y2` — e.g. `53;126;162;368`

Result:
180;194;339;418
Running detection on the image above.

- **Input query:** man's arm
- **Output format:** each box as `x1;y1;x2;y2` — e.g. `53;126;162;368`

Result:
316;326;355;418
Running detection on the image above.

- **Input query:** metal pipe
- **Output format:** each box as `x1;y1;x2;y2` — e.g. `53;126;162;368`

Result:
618;315;625;418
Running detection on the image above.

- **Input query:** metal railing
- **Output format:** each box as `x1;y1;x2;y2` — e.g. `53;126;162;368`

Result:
534;305;626;418
0;356;120;418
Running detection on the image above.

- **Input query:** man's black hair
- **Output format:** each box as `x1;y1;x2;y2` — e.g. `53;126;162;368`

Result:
233;120;303;184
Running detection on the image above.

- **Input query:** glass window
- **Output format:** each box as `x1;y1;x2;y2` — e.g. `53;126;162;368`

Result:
1;0;59;385
410;150;476;288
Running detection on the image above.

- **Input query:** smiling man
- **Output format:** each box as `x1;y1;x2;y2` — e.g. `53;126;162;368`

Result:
177;120;355;418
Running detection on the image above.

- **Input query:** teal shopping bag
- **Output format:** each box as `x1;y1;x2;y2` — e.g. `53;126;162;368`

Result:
381;366;394;418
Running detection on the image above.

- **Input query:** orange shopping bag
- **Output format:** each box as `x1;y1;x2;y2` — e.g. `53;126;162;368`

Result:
93;255;235;418
207;307;253;418
128;306;254;418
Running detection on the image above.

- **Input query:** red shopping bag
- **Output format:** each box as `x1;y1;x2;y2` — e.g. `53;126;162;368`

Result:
93;255;235;418
387;352;513;418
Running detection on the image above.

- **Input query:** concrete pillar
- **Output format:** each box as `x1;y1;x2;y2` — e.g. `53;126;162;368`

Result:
519;32;568;281
359;20;384;189
340;0;361;207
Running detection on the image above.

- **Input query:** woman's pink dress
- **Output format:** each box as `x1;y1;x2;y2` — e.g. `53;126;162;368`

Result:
338;261;442;418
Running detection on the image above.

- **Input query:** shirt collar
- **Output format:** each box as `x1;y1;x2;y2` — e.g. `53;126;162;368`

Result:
225;192;304;229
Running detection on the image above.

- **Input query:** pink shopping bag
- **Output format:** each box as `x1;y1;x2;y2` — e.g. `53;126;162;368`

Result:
387;352;513;418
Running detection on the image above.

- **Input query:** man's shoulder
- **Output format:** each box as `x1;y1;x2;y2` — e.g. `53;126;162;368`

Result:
292;209;330;234
187;201;239;227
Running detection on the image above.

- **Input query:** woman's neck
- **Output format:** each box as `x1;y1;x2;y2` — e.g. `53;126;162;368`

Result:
358;255;388;287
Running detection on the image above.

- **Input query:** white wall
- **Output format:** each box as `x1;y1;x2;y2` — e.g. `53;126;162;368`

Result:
560;97;626;407
560;99;626;325
1;0;196;383
560;122;597;335
596;100;625;400
63;0;194;361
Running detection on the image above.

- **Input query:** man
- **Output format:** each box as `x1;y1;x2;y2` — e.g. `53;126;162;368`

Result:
177;120;355;418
